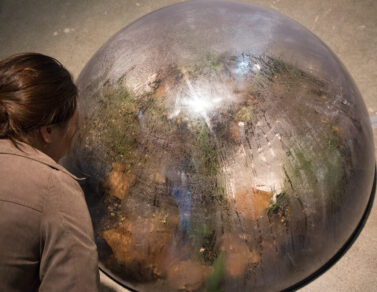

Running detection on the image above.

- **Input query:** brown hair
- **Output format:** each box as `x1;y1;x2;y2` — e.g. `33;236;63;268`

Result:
0;53;77;146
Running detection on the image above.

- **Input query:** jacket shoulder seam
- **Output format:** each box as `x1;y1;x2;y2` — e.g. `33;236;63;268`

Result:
0;198;43;213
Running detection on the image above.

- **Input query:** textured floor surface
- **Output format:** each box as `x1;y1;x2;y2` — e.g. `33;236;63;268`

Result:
1;1;376;291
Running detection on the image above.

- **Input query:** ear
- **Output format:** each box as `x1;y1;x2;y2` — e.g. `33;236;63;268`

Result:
39;125;54;144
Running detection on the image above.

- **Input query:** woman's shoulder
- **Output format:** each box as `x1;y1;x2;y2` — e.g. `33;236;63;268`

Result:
0;139;84;211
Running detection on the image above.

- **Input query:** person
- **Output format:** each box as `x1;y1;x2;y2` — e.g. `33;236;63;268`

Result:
0;53;99;292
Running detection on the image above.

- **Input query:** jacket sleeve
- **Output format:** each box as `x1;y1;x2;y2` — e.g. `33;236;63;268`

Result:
39;169;99;292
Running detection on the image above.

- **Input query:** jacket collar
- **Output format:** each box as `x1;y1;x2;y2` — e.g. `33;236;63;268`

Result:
0;139;82;181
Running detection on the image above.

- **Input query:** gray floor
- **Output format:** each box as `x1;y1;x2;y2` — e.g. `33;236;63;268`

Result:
1;0;376;291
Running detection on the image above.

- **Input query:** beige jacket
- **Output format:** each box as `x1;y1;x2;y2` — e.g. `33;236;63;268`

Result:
0;139;99;292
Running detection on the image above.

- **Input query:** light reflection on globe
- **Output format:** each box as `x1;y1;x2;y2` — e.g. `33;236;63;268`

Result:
64;0;375;291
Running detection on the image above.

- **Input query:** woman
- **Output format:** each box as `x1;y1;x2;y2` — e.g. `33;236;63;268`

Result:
0;53;99;292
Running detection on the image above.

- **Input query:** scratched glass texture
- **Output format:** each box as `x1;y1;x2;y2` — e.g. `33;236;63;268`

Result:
64;1;375;291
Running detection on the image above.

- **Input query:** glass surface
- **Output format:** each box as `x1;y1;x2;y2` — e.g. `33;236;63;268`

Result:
64;0;375;291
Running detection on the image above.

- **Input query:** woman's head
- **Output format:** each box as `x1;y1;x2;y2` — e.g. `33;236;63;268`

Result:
0;53;78;161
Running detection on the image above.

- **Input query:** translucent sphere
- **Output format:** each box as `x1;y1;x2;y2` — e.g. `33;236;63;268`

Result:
64;0;375;291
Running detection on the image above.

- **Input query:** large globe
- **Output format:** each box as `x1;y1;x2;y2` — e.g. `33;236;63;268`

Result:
64;0;375;291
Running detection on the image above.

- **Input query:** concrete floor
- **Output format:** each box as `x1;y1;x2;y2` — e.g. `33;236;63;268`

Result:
1;0;376;291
